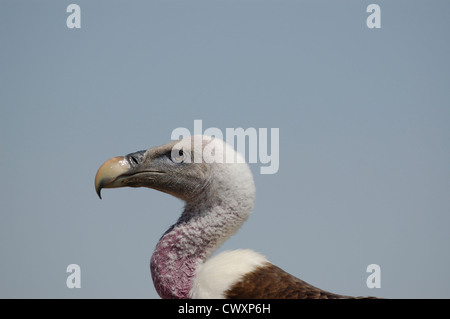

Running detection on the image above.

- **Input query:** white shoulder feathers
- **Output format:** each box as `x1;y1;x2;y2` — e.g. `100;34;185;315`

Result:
190;249;269;299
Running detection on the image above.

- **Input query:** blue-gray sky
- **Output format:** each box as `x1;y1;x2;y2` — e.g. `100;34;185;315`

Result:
1;0;449;298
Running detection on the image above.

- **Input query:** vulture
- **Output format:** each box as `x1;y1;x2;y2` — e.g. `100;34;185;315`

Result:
95;135;375;299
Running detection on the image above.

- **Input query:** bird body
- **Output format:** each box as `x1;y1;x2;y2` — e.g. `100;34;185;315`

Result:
95;135;373;299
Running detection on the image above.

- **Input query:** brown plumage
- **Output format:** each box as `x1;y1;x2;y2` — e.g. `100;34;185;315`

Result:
226;263;375;299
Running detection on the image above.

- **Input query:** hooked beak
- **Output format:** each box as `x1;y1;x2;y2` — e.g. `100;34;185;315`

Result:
95;150;149;199
95;156;131;199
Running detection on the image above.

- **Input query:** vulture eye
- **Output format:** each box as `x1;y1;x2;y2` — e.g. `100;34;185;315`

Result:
171;149;186;164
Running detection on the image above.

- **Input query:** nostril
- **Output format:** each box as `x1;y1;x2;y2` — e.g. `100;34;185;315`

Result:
130;156;139;165
126;150;146;166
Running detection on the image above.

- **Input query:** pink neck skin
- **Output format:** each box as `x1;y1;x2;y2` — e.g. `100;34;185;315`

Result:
150;218;217;299
149;206;246;299
150;228;198;299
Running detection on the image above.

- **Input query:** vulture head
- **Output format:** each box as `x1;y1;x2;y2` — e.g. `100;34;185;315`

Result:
95;135;255;213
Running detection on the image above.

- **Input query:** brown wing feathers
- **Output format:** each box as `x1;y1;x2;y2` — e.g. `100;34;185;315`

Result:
225;263;354;299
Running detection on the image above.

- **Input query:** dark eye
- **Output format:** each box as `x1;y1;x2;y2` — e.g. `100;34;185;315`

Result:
170;148;186;163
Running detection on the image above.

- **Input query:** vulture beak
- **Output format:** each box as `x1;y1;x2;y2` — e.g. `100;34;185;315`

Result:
95;150;148;199
95;156;131;199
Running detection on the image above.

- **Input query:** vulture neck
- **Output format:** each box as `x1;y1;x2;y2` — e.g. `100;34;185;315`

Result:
150;163;255;299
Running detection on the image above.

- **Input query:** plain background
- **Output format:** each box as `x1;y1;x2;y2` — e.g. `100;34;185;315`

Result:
1;0;449;298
